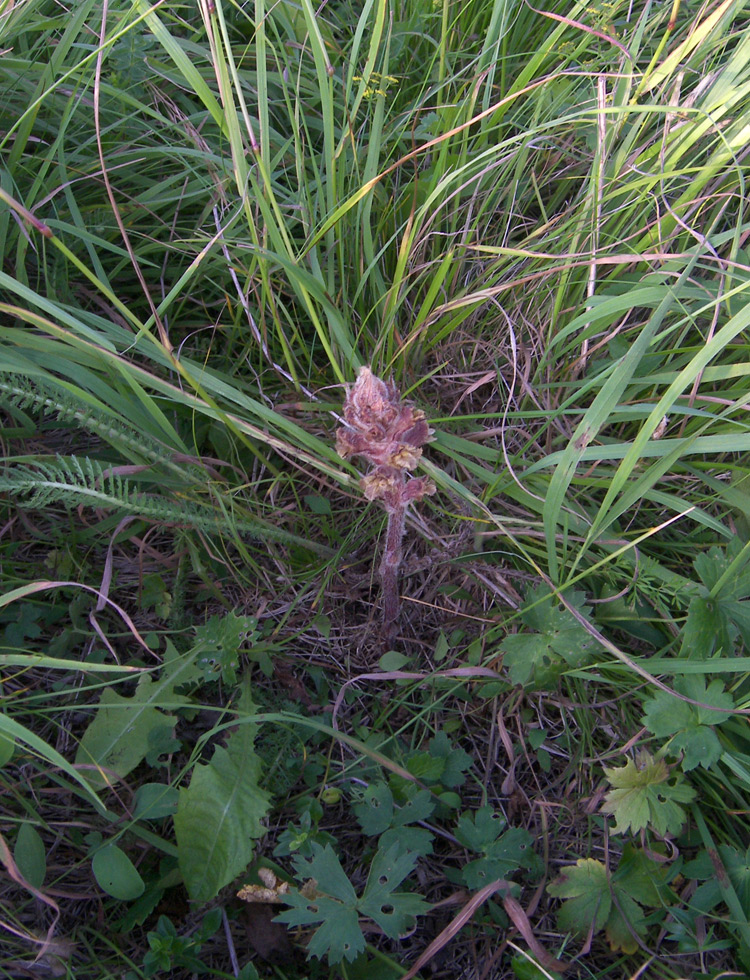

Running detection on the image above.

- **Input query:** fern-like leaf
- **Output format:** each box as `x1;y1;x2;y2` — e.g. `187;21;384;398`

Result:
0;455;330;551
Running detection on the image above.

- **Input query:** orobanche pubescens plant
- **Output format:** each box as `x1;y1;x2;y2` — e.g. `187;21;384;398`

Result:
336;367;435;636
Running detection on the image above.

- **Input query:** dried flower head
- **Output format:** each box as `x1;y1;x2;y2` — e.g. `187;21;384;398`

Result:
336;366;433;473
336;366;436;637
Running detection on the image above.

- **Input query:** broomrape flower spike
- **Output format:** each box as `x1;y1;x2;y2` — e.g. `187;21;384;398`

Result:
336;367;436;635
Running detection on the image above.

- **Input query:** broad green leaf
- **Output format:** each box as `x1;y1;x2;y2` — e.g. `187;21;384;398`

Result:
359;844;429;934
76;680;180;789
688;541;750;652
406;750;445;783
278;893;364;963
14;823;46;889
194;612;259;685
601;751;696;835
378;650;410;671
132;783;179;821
392;788;434;826
353;783;434;855
278;841;428;963
75;642;199;788
680;595;731;659
380;826;434;857
614;844;672;908
549;847;668;953
604;887;646;954
290;842;358;905
92;844;145;901
174;685;270;903
277;844;362;962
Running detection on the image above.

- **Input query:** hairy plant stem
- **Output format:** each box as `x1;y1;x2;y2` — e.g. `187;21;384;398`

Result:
382;502;407;631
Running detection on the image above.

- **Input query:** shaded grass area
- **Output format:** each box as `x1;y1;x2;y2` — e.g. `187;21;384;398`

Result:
2;0;750;977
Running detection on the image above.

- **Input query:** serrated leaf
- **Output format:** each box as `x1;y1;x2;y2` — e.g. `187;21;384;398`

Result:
194;612;259;685
695;540;750;599
462;827;536;889
680;595;728;658
174;684;270;903
360;844;429;935
428;731;473;788
642;677;733;770
614;844;672;907
691;541;750;650
601;751;696;835
548;858;611;935
456;806;507;851
604;887;646;954
671;726;722;771
290;843;358;905
501;586;602;688
393;788;434;826
277;841;429;963
276;845;364;963
75;642;198;788
718;844;750;912
277;893;364;962
549;848;666;954
354;782;394;835
642;689;693;736
406;750;444;782
380;825;434;857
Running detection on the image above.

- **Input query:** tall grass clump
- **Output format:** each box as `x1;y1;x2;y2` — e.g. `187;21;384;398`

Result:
2;0;750;976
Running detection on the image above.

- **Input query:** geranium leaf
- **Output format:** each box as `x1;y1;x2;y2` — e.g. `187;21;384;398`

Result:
548;858;611;936
601;751;696;835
